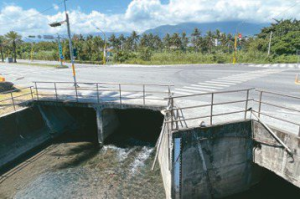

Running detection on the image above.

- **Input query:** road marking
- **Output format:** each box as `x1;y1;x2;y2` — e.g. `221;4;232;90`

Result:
205;81;236;85
196;82;230;87
183;86;216;92
175;88;205;94
173;68;286;96
190;84;221;89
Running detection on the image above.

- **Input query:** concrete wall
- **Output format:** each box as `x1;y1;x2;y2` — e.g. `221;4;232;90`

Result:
95;108;120;145
38;105;77;135
253;121;300;188
0;107;50;169
172;120;262;199
0;106;77;169
158;122;172;199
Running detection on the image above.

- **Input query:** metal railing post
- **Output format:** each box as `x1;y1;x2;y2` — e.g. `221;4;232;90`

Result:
34;82;39;100
298;126;300;137
168;86;171;97
210;93;214;125
143;85;146;106
30;87;34;100
10;92;16;111
54;83;58;101
258;91;263;117
176;109;179;129
119;84;122;104
244;90;249;120
96;83;100;103
74;83;78;102
170;98;174;131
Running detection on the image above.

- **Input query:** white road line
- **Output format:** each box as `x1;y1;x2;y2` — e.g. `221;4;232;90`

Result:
197;82;230;87
216;79;242;83
175;88;205;94
183;86;216;92
205;81;236;85
190;84;221;89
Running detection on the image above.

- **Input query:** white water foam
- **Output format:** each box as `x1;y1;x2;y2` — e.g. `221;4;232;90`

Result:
129;146;154;175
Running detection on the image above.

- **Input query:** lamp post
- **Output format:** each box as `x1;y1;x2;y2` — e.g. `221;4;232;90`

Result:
57;34;64;68
49;0;77;86
96;28;107;65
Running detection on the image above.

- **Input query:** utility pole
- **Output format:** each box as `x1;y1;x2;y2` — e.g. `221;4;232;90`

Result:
57;34;63;68
49;0;77;85
63;0;77;86
233;34;238;64
97;28;107;65
267;31;273;56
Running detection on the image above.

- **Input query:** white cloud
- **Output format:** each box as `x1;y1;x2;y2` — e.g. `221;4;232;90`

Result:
0;0;299;36
53;4;59;11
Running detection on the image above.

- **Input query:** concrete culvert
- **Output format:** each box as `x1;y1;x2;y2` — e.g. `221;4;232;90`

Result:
104;108;164;146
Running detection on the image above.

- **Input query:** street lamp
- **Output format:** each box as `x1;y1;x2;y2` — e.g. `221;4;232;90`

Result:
49;0;77;86
96;28;107;65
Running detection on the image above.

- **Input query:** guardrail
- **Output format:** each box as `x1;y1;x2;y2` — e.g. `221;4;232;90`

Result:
0;87;34;114
166;88;253;131
253;89;300;136
166;88;300;137
33;81;173;106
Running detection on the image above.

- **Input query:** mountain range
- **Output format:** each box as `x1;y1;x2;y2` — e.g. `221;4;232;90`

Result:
143;21;269;37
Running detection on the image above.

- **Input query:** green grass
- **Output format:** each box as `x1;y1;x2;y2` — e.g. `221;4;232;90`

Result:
0;87;33;116
120;51;299;65
14;62;68;68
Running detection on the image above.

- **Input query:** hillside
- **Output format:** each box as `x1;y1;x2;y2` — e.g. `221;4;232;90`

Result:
144;21;269;37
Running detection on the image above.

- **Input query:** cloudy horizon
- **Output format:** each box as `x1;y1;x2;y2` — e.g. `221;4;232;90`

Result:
0;0;299;36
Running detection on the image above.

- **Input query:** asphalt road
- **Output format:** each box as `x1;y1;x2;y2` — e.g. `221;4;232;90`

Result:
1;61;299;95
1;60;300;134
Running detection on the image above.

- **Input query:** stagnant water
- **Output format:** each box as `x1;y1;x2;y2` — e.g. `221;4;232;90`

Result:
7;131;165;199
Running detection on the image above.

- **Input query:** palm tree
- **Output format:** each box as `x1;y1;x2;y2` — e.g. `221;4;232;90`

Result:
163;33;171;51
171;33;182;49
191;28;202;52
153;35;163;51
118;34;126;50
0;36;4;62
130;31;139;51
205;30;214;53
5;31;22;63
108;34;120;50
181;32;189;52
139;33;149;49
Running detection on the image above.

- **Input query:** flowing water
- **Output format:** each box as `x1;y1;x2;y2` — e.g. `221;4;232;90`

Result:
4;131;165;199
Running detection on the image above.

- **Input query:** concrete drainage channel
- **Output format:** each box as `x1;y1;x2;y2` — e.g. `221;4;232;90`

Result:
0;101;300;198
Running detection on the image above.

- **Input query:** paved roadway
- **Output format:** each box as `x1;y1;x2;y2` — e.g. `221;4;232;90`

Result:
1;60;300;134
1;61;299;95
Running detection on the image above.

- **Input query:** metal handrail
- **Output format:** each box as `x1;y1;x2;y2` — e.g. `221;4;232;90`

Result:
33;81;174;87
0;87;34;112
167;88;251;130
254;89;300;136
33;81;172;106
166;88;254;99
255;89;300;100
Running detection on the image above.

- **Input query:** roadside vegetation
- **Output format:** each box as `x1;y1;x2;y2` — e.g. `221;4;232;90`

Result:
0;19;299;65
0;84;33;115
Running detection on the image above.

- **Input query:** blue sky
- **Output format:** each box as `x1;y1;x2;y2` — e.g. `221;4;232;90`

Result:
0;0;299;36
0;0;169;14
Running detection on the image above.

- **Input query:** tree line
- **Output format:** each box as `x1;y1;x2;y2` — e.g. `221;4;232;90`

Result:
0;19;298;63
